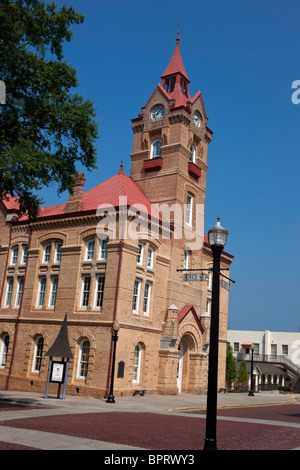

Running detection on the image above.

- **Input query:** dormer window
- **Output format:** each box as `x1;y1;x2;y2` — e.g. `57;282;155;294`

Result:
151;140;162;159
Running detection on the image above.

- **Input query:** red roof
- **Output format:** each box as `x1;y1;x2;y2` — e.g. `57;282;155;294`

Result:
161;34;189;82
1;194;20;212
178;304;204;334
1;165;163;223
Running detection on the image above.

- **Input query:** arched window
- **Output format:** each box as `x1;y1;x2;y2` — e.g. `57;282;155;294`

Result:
183;249;189;271
132;343;142;384
186;193;193;226
77;339;90;379
32;335;44;373
190;145;196;163
0;334;9;368
150;140;162;159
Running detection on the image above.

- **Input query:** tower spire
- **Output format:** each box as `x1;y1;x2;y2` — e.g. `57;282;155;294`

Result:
160;30;189;83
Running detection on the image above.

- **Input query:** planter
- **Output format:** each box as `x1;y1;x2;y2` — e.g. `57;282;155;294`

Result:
143;157;163;172
188;162;201;179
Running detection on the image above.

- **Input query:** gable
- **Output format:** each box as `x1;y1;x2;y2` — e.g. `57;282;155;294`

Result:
178;304;204;334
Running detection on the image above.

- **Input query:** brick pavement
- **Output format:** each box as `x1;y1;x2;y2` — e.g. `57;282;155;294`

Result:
0;406;299;450
0;393;299;451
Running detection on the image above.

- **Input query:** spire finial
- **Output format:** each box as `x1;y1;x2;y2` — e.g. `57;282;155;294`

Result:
177;21;180;43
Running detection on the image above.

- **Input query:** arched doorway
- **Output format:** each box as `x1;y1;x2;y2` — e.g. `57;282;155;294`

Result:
177;334;196;393
177;342;184;393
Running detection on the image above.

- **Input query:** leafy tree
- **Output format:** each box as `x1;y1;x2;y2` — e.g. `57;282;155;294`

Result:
225;343;237;389
0;0;99;218
237;359;248;384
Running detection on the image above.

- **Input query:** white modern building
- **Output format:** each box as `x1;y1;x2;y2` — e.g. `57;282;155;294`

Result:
227;330;300;391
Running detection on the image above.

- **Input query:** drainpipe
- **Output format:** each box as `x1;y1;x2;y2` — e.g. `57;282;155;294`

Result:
6;225;32;390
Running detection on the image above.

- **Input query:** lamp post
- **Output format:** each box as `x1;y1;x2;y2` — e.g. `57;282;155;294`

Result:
203;217;228;451
248;343;255;396
106;320;120;403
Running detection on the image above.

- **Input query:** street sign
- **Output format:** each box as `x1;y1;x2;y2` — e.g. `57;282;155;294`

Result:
182;272;206;282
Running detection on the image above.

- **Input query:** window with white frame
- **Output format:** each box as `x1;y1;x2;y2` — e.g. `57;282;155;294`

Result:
183;249;189;271
143;282;151;315
15;277;24;307
11;246;19;265
132;343;142;383
42;244;51;263
0;334;9;368
99;239;107;260
150;139;162;159
49;277;58;308
132;279;141;313
54;243;62;263
4;278;14;307
21;245;28;265
32;336;44;373
137;243;144;265
186;193;193;226
206;297;211;316
271;344;277;356
94;275;105;308
282;345;288;355
85;239;95;260
207;269;212;290
147;247;154;269
81;276;91;307
37;277;46;307
77;339;90;379
190;145;196;163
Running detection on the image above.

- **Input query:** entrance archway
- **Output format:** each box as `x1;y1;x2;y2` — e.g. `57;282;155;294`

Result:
177;334;196;393
177;343;184;392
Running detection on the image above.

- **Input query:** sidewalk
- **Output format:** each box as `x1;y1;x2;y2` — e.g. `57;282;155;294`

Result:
0;390;299;450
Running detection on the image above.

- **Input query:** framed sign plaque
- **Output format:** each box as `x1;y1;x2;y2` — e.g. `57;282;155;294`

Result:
50;361;65;383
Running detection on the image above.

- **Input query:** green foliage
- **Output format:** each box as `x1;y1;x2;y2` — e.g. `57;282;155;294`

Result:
225;343;237;388
237;359;248;383
0;0;99;218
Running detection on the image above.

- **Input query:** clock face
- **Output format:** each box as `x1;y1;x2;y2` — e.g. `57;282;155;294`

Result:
151;105;164;121
193;111;201;128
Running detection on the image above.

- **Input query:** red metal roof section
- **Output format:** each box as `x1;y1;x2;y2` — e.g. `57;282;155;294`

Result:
1;194;20;212
1;164;163;223
161;33;189;82
178;304;204;334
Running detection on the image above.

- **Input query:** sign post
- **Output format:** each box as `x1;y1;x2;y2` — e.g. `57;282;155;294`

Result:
44;314;73;400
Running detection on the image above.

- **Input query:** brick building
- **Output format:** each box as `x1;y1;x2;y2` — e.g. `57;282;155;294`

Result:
0;35;233;398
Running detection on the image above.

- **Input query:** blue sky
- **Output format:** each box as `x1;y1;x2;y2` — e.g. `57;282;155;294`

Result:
41;0;300;332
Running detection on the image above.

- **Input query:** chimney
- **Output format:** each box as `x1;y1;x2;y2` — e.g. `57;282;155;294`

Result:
64;173;86;213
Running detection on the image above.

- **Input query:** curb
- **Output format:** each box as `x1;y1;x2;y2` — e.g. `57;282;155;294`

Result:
168;399;297;412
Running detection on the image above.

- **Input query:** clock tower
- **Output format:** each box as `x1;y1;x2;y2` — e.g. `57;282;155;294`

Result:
129;32;217;328
130;32;213;233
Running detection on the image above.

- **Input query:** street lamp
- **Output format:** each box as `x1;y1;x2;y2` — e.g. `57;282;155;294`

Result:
106;320;120;403
248;343;255;396
203;217;228;451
